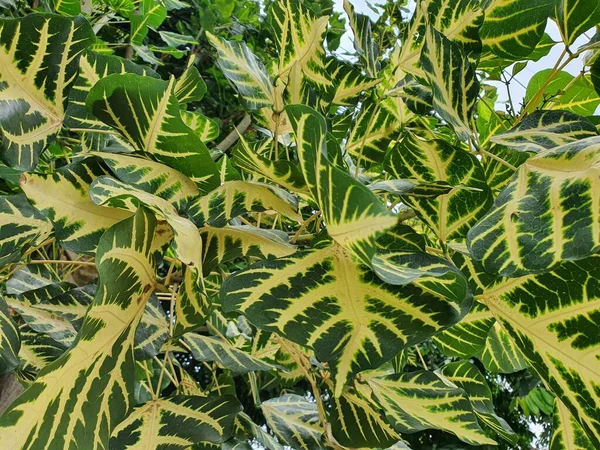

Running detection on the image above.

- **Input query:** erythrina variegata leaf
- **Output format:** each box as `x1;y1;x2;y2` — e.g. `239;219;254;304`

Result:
420;26;479;140
0;194;52;268
490;110;597;154
480;0;555;59
262;394;324;450
65;50;159;133
481;256;600;446
207;33;274;110
365;369;496;446
86;73;220;193
181;110;220;144
0;207;158;449
89;176;209;334
329;386;400;448
268;0;329;88
286;104;396;263
183;333;279;373
553;0;600;46
110;395;241;449
395;0;483;79
468;135;600;277
0;14;94;170
186;180;301;227
174;57;207;104
549;399;595;450
343;0;379;78
344;98;400;168
385;132;492;244
20;159;132;254
233;135;309;194
200;225;296;274
0;296;20;375
222;239;471;397
439;361;517;445
88;152;200;211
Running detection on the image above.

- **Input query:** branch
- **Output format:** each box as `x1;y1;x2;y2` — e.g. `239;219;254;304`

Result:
215;113;251;154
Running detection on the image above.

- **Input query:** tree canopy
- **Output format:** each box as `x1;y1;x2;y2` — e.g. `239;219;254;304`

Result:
0;0;599;449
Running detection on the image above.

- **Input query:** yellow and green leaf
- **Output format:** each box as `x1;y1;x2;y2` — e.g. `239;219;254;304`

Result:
20;159;131;254
468;136;600;277
262;394;323;450
110;395;241;449
481;256;600;446
86;73;220;193
186;180;301;227
0;207;158;449
222;239;471;397
0;14;94;170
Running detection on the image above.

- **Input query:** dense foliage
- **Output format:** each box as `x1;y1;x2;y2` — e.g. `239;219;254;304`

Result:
0;0;599;449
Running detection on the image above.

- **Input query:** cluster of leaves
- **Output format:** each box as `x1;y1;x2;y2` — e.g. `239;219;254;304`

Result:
0;0;599;449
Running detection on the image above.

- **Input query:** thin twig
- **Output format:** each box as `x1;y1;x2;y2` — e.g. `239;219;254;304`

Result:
215;114;251;154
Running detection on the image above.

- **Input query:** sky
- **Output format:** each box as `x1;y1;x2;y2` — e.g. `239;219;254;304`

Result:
332;0;593;112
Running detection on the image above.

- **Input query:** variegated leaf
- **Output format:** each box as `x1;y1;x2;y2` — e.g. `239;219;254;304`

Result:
262;394;324;450
439;360;517;444
89;176;208;334
481;256;600;446
468;136;600;277
343;0;379;78
0;296;19;375
89;152;199;211
554;0;600;46
480;0;555;59
344;98;400;168
550;399;595;450
490;110;597;154
0;194;52;268
365;369;496;445
110;395;241;449
232;136;308;194
0;207;157;449
174;57;206;104
200;225;295;274
286;105;396;263
395;0;483;79
329;386;400;448
207;33;274;110
20;159;131;254
222;239;471;397
385;132;492;243
182;110;220;144
420;26;479;140
65;50;159;133
325;58;380;106
186;180;301;227
268;0;329;88
5;282;86;347
433;304;528;373
19;328;64;373
86;73;220;193
183;333;278;373
134;295;169;360
0;14;94;170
